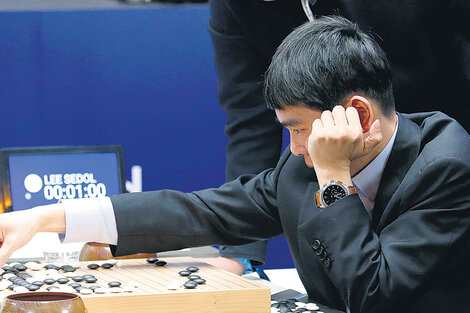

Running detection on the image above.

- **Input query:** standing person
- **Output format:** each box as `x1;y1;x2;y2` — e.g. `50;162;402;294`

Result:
0;16;469;312
208;0;469;274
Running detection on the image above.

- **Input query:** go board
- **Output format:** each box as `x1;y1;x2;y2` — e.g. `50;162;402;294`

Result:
0;257;270;313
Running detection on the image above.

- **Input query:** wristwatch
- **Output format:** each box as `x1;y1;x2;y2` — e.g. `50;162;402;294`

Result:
315;180;356;208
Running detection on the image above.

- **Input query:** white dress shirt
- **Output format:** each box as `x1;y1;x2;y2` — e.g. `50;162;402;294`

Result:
61;119;398;244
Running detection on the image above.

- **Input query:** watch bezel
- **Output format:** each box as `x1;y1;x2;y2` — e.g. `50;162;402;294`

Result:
316;180;355;208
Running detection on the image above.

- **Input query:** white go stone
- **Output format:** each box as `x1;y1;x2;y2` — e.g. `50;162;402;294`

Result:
0;282;10;291
25;277;35;283
123;286;135;293
271;308;279;313
64;272;77;278
109;287;123;293
93;288;107;294
3;273;15;280
295;302;306;308
25;262;43;271
80;288;93;295
306;303;320;311
13;286;29;293
8;262;20;267
45;269;58;276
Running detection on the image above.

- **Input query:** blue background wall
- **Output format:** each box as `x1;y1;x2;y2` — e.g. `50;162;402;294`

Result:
0;3;293;270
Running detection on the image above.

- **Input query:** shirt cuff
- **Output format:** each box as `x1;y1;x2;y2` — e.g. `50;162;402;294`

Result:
59;196;118;245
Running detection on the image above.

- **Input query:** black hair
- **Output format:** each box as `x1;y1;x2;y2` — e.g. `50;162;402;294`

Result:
264;15;395;115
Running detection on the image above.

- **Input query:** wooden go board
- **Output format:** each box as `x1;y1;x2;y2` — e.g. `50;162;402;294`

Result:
0;257;270;313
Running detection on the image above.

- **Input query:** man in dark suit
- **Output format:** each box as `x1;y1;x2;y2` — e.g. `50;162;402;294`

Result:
209;0;470;273
0;16;469;312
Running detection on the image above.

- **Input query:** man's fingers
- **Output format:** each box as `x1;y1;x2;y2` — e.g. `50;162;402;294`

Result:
345;106;361;129
0;238;15;268
363;119;382;153
332;105;348;126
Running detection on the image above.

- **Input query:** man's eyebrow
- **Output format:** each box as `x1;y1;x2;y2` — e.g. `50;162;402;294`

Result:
275;117;302;127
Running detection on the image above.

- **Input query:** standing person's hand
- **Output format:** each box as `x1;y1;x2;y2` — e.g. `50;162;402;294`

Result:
308;105;382;187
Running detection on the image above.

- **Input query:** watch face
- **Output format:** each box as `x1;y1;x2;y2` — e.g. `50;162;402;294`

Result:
322;184;347;206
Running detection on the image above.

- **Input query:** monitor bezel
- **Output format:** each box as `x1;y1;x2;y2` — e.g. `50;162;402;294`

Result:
0;145;126;213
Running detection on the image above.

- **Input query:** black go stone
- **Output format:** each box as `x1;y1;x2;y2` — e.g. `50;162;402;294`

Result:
17;273;32;279
186;266;199;273
84;277;97;283
8;284;18;290
87;264;99;270
188;275;200;281
294;309;309;313
32;281;45;287
44;264;60;270
57;278;70;284
108;281;121;288
183;281;197;289
13;264;27;271
178;270;191;277
18;281;30;287
27;284;40;292
88;285;101;291
69;283;81;289
8;277;20;282
46;286;60;291
155;260;167;267
44;279;56;285
101;263;113;269
146;257;158;264
2;266;12;272
72;276;84;282
194;278;206;285
62;267;76;273
278;304;293;313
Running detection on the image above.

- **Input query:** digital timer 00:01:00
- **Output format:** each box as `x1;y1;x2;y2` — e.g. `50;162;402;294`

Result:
43;183;107;200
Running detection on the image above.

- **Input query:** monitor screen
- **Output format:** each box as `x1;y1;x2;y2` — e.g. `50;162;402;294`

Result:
0;146;126;213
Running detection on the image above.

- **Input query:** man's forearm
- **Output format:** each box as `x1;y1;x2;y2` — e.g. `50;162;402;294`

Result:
31;203;66;234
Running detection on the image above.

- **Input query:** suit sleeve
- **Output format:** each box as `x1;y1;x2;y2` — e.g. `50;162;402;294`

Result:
300;157;470;312
108;166;284;257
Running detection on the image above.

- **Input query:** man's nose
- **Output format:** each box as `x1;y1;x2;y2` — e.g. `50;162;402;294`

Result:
290;137;307;156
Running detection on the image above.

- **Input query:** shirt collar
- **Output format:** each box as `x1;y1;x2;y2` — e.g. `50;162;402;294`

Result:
352;117;399;204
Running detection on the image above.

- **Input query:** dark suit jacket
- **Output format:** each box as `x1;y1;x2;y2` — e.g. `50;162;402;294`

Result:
110;112;470;313
209;0;470;132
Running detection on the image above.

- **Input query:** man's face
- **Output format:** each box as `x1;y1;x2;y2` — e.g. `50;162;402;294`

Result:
275;105;322;168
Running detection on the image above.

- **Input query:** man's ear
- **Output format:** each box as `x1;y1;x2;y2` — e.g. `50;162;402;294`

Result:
344;96;374;133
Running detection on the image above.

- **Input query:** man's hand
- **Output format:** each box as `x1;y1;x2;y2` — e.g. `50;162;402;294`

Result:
308;106;382;186
0;204;65;267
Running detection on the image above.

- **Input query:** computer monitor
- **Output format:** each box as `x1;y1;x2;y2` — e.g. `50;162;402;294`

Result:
0;145;126;261
0;145;126;213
